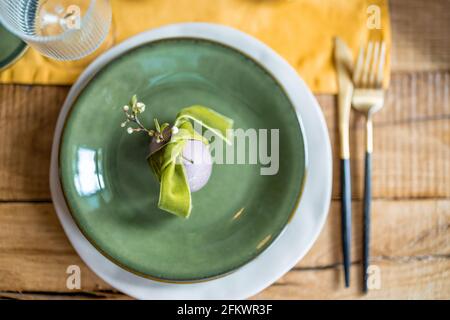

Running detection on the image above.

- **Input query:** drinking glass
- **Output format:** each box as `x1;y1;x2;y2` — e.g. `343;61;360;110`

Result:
0;0;112;60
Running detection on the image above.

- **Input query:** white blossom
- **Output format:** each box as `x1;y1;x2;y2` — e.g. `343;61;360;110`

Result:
135;102;146;113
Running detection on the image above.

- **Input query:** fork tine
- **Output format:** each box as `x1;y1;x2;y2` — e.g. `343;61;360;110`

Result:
369;41;380;87
361;41;373;87
376;41;386;88
353;45;364;86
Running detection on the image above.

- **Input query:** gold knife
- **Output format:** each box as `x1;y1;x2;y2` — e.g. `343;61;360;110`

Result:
333;37;354;287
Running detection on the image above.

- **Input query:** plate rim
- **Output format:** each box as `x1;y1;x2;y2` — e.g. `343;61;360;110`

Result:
50;22;332;299
0;23;28;72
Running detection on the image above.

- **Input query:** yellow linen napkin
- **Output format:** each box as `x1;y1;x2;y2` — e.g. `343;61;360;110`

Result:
0;0;391;93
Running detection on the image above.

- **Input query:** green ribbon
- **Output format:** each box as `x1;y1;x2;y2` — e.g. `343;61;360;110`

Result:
148;106;233;218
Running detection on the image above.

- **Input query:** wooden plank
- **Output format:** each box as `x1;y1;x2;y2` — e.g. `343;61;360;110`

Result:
2;259;449;300
0;71;449;201
390;0;450;72
319;71;450;199
300;200;450;268
253;259;450;299
0;291;130;300
0;203;111;292
0;252;112;293
3;259;448;300
0;201;448;295
0;85;68;200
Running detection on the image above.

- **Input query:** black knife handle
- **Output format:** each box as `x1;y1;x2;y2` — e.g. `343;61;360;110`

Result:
341;158;352;287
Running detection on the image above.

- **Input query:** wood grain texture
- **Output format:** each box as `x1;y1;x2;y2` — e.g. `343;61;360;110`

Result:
320;71;450;199
0;86;68;200
300;200;450;268
0;72;448;201
3;259;449;300
0;201;448;299
0;0;449;300
0;291;131;300
253;259;450;300
390;0;450;72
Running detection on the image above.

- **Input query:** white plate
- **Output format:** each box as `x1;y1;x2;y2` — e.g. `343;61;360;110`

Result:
50;23;332;299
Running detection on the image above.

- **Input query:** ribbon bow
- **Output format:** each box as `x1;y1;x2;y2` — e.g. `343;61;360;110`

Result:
148;106;233;218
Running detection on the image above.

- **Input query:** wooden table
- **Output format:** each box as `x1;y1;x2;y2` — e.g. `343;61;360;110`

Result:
0;0;448;300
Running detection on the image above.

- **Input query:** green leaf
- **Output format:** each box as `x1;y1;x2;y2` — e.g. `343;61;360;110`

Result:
130;95;137;107
154;118;161;132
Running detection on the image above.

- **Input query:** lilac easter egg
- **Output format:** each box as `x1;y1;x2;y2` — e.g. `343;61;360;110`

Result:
182;139;213;192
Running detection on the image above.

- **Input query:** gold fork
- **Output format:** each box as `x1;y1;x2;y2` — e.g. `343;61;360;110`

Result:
352;40;386;292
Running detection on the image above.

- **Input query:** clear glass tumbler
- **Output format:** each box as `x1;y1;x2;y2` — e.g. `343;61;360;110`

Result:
0;0;112;60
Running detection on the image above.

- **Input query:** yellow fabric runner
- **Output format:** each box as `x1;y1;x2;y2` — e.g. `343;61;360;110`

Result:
0;0;391;93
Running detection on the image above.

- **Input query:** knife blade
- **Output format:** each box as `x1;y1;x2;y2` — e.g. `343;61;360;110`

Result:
334;37;354;288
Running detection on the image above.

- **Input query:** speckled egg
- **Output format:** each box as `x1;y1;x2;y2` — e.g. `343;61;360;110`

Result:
182;139;213;192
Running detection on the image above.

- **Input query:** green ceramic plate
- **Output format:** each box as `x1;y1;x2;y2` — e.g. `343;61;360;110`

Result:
59;38;306;281
0;22;27;71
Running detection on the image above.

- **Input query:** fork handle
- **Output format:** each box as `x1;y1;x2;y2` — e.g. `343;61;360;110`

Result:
363;118;373;293
363;151;372;293
340;158;352;287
